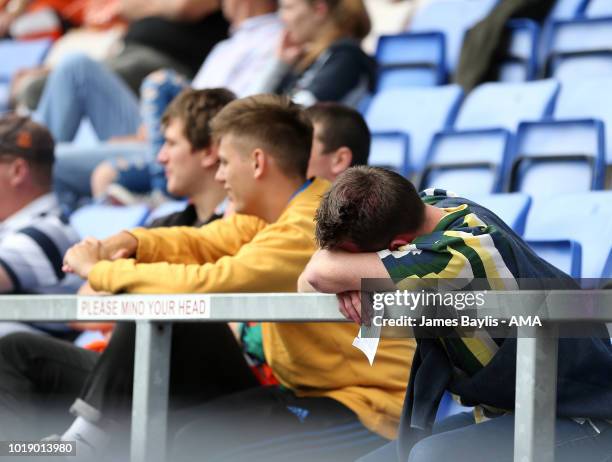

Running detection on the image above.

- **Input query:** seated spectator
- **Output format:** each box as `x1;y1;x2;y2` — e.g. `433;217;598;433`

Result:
0;114;80;337
0;96;413;461
257;0;375;107
305;102;370;181
85;0;283;199
300;166;612;462
23;0;228;131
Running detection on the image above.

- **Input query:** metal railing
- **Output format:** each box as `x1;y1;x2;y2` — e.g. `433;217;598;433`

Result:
1;290;611;462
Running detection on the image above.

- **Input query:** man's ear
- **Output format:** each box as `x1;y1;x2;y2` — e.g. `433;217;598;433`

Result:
199;145;219;169
252;148;266;179
331;147;353;177
8;158;29;188
389;233;416;250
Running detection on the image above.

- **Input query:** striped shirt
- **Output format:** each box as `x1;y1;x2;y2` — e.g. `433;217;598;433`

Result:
0;193;80;294
378;189;518;380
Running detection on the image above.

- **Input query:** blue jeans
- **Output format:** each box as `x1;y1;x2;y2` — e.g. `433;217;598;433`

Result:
33;54;141;142
359;413;612;462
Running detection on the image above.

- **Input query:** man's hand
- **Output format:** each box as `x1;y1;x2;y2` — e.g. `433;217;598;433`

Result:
100;231;138;261
337;290;361;324
63;238;104;279
277;29;304;65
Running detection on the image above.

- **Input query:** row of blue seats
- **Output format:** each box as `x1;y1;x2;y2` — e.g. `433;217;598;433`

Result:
68;191;612;283
365;77;611;199
376;0;612;90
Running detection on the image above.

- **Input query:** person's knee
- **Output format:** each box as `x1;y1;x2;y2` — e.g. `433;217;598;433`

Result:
55;54;100;79
407;435;457;462
0;332;40;371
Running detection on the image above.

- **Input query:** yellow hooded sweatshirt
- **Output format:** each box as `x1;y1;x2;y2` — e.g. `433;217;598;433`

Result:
89;178;415;439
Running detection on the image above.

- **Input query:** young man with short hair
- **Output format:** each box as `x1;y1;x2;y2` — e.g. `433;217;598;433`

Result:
304;102;370;182
301;166;612;462
0;97;414;461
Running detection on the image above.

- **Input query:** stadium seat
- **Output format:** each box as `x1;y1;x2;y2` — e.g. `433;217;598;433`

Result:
369;132;411;176
601;249;612;280
585;0;612;18
499;19;539;82
526;239;582;278
548;0;589;20
524;191;612;286
469;193;531;235
146;200;189;225
507;119;606;197
546;17;612;80
420;79;559;194
408;0;498;74
69;204;150;240
366;85;463;175
0;38;52;110
375;32;446;90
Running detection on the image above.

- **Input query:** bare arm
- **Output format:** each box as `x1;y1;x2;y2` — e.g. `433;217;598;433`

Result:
119;0;219;21
301;249;390;294
0;265;14;293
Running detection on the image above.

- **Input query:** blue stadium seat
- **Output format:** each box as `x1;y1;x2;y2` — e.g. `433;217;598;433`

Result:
408;0;498;74
375;32;446;90
552;77;612;165
420;80;559;194
526;239;582;278
0;38;52;110
548;0;589;20
507;119;606;197
601;249;612;280
585;0;612;18
499;19;539;82
369;132;411;176
524;191;612;285
546;17;612;80
366;85;463;175
470;193;532;235
145;200;189;225
70;204;150;240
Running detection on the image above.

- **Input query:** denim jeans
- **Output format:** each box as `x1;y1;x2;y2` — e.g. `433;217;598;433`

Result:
359;413;612;462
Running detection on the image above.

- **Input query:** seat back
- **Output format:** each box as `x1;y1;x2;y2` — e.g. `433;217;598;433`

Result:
470;193;532;235
70;204;150;240
585;0;612;18
454;79;559;131
499;19;539;82
410;0;498;72
524;191;612;285
366;85;463;173
526;239;582;278
0;38;52;82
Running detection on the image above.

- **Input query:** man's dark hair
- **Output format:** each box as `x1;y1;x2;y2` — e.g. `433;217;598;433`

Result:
162;88;237;150
0;114;55;186
305;102;370;167
211;94;313;179
315;166;425;251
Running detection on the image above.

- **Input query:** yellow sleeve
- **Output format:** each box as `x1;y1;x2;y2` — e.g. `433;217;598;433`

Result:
130;214;267;265
88;221;316;294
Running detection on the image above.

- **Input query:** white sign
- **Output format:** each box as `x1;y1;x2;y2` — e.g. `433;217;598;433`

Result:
77;295;211;320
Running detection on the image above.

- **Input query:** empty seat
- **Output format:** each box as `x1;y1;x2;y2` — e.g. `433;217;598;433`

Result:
409;0;498;73
524;191;612;285
546;17;612;80
0;38;52;110
499;19;540;82
508;119;605;197
602;249;612;280
548;0;589;20
375;32;446;90
366;85;463;175
70;204;150;240
470;193;532;235
526;239;582;278
585;0;612;18
420;79;559;194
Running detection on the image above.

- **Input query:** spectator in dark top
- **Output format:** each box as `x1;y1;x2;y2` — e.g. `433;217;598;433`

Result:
305;102;370;181
256;0;374;107
21;0;229;131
